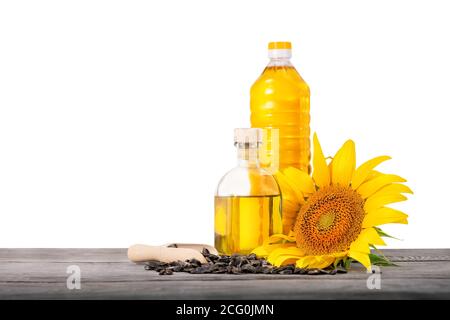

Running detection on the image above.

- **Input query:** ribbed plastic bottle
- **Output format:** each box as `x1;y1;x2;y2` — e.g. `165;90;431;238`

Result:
250;42;310;173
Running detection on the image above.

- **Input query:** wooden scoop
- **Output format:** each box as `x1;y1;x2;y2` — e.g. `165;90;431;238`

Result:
127;243;218;264
164;243;218;255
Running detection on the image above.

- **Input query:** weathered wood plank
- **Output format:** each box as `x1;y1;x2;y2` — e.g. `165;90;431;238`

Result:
0;249;129;262
383;249;450;262
0;249;449;299
0;261;449;282
1;278;449;300
1;248;450;262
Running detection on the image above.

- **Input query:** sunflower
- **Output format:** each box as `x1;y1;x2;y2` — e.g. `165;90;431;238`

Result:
253;133;412;270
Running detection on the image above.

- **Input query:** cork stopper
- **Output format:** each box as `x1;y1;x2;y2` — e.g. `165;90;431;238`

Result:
234;128;263;147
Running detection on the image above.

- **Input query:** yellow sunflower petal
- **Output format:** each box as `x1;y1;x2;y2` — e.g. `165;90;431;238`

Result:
397;218;408;224
330;139;356;186
364;170;383;183
364;194;408;212
282;219;296;234
369;183;413;198
362;207;409;228
295;255;337;269
282;198;301;213
309;256;336;269
348;250;371;269
254;233;297;257
295;256;317;268
264;233;296;245
269;247;306;257
276;171;305;204
330;251;348;258
275;172;303;204
351;156;391;189
252;242;296;258
273;255;302;266
357;174;407;199
358;227;386;246
350;236;370;254
267;247;306;266
283;167;315;194
312;133;330;188
252;245;272;257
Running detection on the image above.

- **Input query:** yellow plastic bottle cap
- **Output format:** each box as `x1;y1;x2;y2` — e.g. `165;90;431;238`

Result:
268;42;292;50
268;42;292;59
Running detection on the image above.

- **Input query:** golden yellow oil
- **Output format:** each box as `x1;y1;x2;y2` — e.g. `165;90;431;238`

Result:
251;66;310;172
214;195;282;255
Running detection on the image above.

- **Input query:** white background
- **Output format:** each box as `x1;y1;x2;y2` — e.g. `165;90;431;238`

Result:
1;0;449;248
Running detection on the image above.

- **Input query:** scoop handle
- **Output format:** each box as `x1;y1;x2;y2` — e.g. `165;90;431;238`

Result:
127;244;207;264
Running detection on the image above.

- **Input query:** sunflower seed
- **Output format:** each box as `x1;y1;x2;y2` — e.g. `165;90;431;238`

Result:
250;260;262;267
217;256;231;263
159;269;173;275
169;265;183;272
143;250;343;276
188;259;202;267
241;264;256;273
279;269;293;275
335;267;348;274
294;268;307;274
208;254;220;262
307;269;321;275
329;269;338;275
284;264;295;271
247;253;257;260
271;268;281;274
262;267;272;274
238;258;250;268
212;267;228;274
230;256;240;267
145;260;165;269
226;266;240;274
190;267;205;274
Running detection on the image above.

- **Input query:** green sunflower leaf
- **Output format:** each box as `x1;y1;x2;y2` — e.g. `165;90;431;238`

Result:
369;253;398;267
343;257;354;270
374;227;401;240
333;258;342;269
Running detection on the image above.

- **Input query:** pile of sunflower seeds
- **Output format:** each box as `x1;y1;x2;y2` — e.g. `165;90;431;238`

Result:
144;248;347;276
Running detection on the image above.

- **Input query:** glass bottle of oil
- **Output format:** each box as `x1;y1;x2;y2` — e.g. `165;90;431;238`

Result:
250;41;311;173
215;128;282;255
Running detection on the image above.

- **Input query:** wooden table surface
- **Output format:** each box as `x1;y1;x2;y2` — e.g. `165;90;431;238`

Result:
0;249;449;299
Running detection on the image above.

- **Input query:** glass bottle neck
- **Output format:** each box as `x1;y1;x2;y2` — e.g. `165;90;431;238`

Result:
268;57;292;67
237;147;259;167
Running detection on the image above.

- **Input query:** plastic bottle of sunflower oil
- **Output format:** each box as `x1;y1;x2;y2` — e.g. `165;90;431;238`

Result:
214;128;282;255
250;42;311;173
